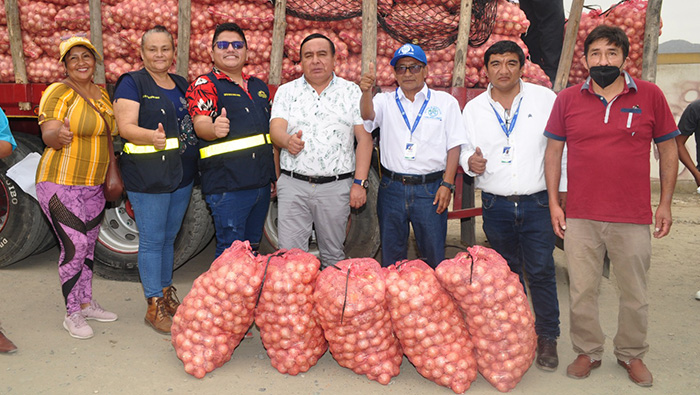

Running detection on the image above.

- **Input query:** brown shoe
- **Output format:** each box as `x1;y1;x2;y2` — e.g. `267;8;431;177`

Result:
618;358;653;387
566;354;601;379
0;330;17;353
536;337;558;371
162;286;181;317
145;297;172;334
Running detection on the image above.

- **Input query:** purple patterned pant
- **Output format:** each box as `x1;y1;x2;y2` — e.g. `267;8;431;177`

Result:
36;182;105;315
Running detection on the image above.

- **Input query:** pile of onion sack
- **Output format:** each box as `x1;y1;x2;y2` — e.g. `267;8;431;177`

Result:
384;259;478;393
313;258;403;385
171;241;264;379
254;249;327;375
435;246;536;392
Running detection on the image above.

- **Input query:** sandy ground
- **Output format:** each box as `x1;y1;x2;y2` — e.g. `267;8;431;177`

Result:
1;191;699;395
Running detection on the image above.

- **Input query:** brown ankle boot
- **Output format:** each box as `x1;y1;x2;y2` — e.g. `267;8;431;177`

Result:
145;297;172;334
162;286;181;316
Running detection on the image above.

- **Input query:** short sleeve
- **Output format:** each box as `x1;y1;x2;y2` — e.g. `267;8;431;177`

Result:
113;74;140;103
0;107;17;151
186;75;219;118
544;93;567;141
270;83;290;121
650;84;680;143
677;100;700;136
363;92;386;133
38;83;70;125
444;97;467;150
348;83;363;126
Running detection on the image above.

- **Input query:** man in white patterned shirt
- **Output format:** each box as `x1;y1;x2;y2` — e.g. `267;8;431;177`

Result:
270;33;373;267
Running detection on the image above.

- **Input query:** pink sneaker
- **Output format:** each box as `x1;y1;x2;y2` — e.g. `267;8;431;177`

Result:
81;301;118;322
63;312;94;339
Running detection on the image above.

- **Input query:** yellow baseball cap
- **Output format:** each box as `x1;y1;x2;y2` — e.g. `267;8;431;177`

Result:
59;36;102;62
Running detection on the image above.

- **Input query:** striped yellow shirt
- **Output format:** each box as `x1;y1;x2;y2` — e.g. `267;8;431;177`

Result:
36;83;117;186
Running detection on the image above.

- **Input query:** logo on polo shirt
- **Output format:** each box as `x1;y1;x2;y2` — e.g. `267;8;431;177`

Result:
425;106;443;121
258;91;268;99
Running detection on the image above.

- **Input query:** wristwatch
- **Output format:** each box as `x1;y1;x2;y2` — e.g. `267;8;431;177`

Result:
440;180;456;193
353;178;369;189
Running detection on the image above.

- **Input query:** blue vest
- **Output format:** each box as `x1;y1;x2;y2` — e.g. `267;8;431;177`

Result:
115;68;187;193
198;73;275;195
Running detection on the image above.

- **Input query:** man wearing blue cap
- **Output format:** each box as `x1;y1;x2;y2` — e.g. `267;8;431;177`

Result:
360;43;466;268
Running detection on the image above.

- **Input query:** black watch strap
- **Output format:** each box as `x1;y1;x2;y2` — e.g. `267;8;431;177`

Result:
440;180;455;192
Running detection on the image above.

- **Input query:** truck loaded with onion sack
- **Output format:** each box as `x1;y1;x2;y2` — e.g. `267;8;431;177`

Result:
1;1;660;274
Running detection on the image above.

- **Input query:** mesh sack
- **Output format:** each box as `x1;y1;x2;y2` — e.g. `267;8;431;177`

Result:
274;0;361;21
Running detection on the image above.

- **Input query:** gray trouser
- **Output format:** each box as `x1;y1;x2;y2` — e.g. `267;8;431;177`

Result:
277;174;351;267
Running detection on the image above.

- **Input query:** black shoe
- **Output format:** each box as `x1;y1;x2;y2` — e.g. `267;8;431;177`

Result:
536;337;558;372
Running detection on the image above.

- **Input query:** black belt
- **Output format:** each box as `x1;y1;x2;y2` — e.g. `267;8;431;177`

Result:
384;170;443;185
281;169;353;184
485;190;547;203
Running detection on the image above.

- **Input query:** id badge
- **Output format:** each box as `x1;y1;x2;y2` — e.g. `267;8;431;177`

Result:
501;146;513;163
404;142;417;161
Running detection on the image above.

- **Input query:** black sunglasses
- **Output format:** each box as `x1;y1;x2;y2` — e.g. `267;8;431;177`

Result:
395;64;424;75
215;41;245;50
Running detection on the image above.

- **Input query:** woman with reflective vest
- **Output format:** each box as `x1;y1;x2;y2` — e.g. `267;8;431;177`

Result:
186;23;275;258
113;26;199;334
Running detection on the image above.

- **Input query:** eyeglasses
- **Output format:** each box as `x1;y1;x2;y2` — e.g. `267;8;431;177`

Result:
395;64;424;75
215;41;245;50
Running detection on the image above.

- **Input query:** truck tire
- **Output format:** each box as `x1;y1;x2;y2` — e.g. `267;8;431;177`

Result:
259;168;381;260
0;134;54;267
93;185;214;282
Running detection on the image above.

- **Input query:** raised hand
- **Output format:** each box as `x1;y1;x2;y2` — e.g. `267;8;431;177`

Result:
213;107;230;139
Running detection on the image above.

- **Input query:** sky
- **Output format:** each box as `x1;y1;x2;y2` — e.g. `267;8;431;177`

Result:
562;0;698;44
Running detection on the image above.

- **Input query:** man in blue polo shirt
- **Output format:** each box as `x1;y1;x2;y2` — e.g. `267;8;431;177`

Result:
544;25;679;387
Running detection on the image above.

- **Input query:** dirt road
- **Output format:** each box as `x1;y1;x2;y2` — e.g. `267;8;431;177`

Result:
1;193;699;394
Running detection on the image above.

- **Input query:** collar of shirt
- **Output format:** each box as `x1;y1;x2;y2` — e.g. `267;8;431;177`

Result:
212;67;251;97
396;83;429;103
301;72;338;95
581;70;637;95
486;79;524;116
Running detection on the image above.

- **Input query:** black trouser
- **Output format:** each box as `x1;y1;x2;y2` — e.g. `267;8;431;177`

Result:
520;0;565;84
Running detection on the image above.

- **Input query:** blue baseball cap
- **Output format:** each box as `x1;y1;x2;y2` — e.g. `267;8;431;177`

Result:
390;43;427;66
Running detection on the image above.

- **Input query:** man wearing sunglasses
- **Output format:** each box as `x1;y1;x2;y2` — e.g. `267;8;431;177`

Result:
186;23;275;257
460;40;564;372
359;43;466;269
270;33;372;268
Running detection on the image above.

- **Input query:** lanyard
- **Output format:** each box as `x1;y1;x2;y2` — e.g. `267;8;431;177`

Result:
489;97;522;139
395;88;431;140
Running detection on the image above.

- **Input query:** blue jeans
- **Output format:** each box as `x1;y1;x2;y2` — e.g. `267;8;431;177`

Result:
481;191;560;339
377;176;447;268
205;185;271;258
127;182;193;298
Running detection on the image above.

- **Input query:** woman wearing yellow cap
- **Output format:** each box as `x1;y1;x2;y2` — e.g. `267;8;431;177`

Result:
35;35;118;340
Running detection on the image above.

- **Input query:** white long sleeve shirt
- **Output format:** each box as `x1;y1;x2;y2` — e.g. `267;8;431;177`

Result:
460;80;567;196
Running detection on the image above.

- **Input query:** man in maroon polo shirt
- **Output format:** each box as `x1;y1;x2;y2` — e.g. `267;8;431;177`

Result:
543;25;679;387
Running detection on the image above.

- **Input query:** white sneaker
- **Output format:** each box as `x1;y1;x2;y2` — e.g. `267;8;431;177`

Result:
81;300;118;322
695;290;700;300
63;312;94;339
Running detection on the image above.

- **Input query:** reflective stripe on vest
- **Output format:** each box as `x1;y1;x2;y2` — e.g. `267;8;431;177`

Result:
199;133;272;159
123;138;179;154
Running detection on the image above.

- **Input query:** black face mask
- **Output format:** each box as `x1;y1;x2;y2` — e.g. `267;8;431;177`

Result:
589;65;621;89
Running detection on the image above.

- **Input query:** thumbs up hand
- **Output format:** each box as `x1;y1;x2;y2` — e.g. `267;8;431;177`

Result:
468;146;487;174
213;107;230;139
359;62;376;93
287;130;305;155
153;123;167;150
58;117;74;146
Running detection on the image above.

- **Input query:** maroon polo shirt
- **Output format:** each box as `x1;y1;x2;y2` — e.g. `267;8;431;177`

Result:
545;73;679;224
